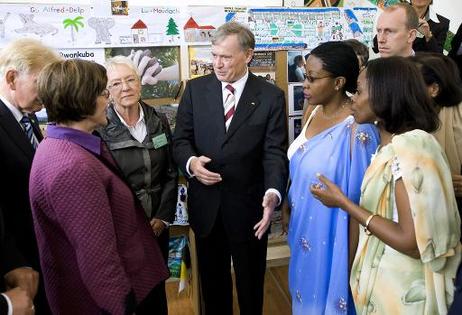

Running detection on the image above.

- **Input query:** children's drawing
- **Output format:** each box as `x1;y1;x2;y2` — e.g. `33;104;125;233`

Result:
88;17;115;45
15;14;58;37
131;19;148;44
63;16;84;43
183;17;215;42
166;17;179;43
0;13;10;39
344;8;363;38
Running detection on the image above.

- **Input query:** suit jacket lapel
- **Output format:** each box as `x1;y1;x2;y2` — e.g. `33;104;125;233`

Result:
30;113;44;142
225;73;260;141
206;76;227;138
0;101;35;158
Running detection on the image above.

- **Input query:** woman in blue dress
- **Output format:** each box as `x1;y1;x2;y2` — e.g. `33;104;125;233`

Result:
286;41;379;314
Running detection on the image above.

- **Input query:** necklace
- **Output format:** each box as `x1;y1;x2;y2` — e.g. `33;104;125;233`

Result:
319;98;350;120
320;107;343;120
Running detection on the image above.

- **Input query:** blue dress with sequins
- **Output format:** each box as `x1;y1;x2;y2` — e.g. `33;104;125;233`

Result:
287;115;379;315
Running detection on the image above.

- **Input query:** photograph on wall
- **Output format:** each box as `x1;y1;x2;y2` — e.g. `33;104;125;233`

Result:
253;71;276;84
249;51;276;71
249;50;276;83
105;46;181;99
288;83;305;116
188;45;213;78
111;1;129;16
288;115;303;144
287;50;309;83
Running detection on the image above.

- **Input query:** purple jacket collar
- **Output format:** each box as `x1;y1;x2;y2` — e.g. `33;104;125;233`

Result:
46;124;101;155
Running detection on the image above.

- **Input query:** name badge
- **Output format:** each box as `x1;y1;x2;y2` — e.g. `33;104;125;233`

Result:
152;133;168;149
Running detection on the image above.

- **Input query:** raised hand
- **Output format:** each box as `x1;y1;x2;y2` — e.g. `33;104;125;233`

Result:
310;173;348;208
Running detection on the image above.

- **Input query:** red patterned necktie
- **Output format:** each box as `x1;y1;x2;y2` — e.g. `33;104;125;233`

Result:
224;84;235;131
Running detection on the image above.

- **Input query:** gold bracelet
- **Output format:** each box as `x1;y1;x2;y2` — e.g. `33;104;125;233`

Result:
364;214;378;236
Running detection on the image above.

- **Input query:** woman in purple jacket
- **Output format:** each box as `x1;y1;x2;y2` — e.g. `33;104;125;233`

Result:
29;59;168;315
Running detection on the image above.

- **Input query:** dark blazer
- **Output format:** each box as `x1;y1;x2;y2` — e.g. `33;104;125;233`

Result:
0;208;9;315
0;100;42;272
0;100;50;314
372;13;449;54
173;72;288;242
449;23;462;80
413;14;449;53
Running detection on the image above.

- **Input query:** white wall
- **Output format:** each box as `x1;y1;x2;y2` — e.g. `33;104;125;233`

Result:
432;0;461;33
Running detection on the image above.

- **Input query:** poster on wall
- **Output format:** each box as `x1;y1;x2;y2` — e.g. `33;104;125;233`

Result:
367;0;400;9
57;48;105;64
304;0;343;7
107;6;182;47
105;46;181;99
248;7;377;50
0;3;184;48
0;3;95;48
188;45;213;78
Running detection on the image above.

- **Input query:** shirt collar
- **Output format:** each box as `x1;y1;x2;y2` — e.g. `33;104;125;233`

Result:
46;124;102;155
114;103;144;128
221;69;249;94
0;93;24;123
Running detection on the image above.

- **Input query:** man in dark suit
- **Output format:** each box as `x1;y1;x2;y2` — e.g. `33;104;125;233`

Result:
1;208;34;315
173;22;288;315
0;38;60;314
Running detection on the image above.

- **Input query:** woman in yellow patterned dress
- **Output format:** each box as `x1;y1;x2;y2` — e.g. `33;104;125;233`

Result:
311;56;461;314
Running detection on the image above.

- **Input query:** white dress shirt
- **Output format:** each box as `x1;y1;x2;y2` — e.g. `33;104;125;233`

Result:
114;103;147;143
186;70;282;204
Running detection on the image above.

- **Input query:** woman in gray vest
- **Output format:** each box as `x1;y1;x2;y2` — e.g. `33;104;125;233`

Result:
98;56;178;315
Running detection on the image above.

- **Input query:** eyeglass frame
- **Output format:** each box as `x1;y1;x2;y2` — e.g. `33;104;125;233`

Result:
304;73;334;83
100;88;110;98
107;76;140;91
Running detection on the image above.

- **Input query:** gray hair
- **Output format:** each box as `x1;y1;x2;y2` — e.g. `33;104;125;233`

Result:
104;55;140;78
211;21;255;51
0;38;60;78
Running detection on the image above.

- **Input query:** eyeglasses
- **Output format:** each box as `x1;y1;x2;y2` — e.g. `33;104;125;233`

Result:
100;88;110;98
107;77;139;91
304;73;333;83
